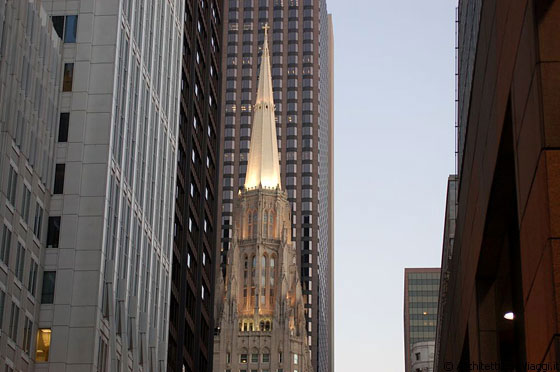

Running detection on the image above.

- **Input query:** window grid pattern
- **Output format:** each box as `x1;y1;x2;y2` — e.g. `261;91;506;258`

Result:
220;1;332;371
101;0;184;371
0;0;60;369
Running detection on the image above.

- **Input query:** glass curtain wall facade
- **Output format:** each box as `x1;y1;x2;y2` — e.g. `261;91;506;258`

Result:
403;268;440;372
0;1;61;370
218;1;333;371
166;0;222;371
39;0;183;370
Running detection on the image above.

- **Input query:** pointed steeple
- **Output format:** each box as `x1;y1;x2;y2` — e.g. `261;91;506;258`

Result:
244;24;281;190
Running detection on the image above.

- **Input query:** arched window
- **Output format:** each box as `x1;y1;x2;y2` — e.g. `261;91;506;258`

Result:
263;211;268;237
269;256;275;305
247;211;252;238
252;212;257;238
244;255;249;284
251;255;256;307
243;255;249;306
260;321;265;331
269;211;275;238
261;255;267;304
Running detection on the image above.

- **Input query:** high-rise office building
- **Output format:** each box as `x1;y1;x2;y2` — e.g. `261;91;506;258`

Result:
37;0;183;370
435;1;560;370
0;1;61;370
214;29;312;372
166;1;223;371
218;1;334;370
403;268;440;372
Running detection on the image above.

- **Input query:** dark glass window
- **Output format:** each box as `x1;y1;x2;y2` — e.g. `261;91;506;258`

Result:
51;15;78;43
63;63;74;92
51;16;64;39
58;113;69;142
40;271;56;304
53;164;65;194
64;16;78;43
46;217;61;248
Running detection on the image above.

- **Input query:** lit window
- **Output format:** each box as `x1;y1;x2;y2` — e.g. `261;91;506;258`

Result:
240;353;248;363
294;354;298;364
62;63;74;92
35;328;51;362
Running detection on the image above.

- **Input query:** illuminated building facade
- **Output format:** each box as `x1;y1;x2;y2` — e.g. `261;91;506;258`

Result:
213;28;312;372
218;1;334;370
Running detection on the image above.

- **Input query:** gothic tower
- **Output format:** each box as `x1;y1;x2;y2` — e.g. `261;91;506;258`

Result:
213;26;312;372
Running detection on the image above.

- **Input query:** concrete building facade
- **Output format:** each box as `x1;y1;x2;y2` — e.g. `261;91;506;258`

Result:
404;268;440;372
0;0;62;370
214;28;312;372
435;1;560;370
37;0;183;370
218;1;334;370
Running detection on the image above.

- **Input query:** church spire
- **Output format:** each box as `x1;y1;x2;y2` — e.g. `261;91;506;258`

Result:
244;24;281;190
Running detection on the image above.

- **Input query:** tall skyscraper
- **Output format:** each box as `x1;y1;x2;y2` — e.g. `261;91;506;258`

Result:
403;268;440;372
214;27;312;372
166;1;223;371
0;1;62;370
218;1;334;370
435;1;560;371
37;0;183;370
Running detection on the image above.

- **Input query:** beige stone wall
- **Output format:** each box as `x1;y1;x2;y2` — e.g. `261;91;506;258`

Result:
214;187;312;372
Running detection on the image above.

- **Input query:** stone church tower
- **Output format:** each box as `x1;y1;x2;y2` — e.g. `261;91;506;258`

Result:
213;26;313;372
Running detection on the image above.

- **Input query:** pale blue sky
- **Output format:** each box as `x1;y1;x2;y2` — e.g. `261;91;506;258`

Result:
331;1;456;371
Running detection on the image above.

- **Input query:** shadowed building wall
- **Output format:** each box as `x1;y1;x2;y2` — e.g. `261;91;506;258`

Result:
436;1;560;370
166;1;223;371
